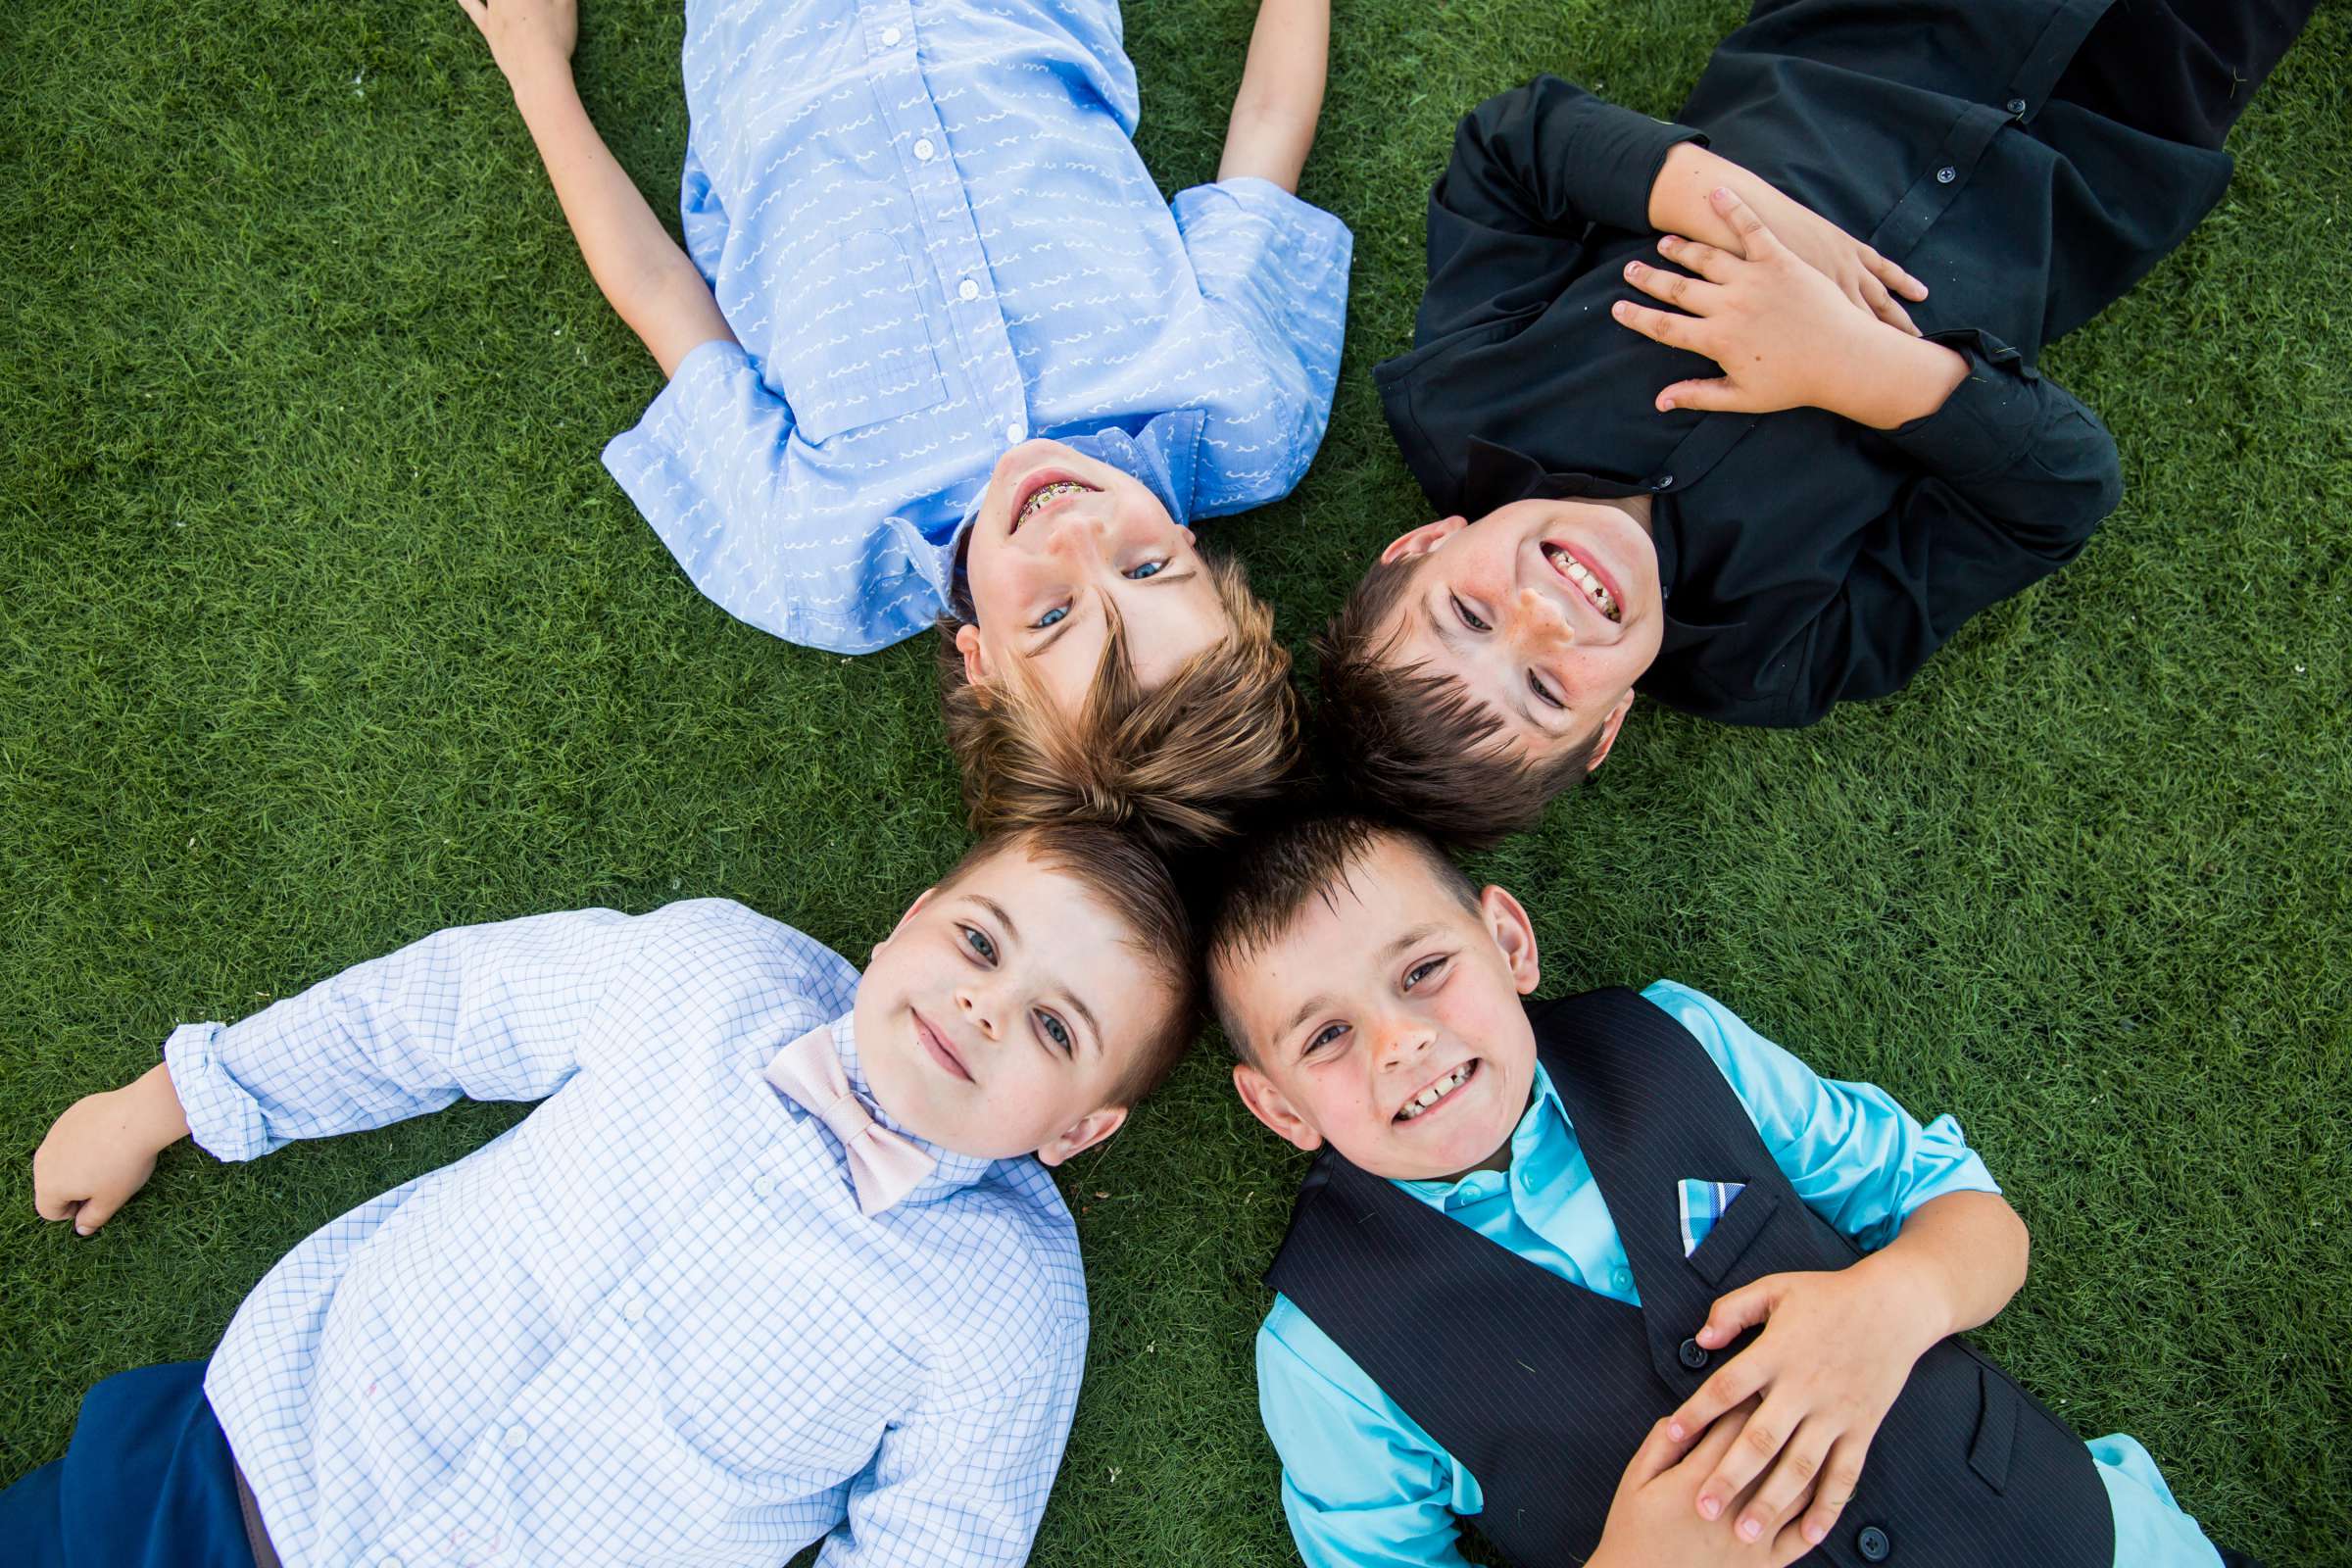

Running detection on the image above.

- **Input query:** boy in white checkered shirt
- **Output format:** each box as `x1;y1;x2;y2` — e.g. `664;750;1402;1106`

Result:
17;822;1194;1568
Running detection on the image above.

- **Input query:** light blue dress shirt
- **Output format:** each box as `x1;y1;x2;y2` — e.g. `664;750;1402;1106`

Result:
602;0;1354;654
165;899;1087;1568
1255;980;2224;1568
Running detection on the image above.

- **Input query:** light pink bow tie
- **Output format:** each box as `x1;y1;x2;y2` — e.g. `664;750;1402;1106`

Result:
764;1025;935;1216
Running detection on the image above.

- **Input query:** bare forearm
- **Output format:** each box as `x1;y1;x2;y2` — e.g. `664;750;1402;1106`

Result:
1859;1190;2030;1346
1215;0;1329;191
507;64;732;375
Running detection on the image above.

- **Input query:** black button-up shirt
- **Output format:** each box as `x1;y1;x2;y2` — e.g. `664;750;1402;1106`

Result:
1376;0;2239;726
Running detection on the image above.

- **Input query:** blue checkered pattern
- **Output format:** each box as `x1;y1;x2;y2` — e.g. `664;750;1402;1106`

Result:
601;0;1355;654
1678;1178;1746;1257
163;899;1088;1568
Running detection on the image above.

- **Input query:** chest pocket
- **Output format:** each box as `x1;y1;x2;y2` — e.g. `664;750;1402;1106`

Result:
776;228;951;446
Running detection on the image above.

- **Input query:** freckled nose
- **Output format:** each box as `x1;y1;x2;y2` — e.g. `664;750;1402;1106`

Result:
1514;585;1572;651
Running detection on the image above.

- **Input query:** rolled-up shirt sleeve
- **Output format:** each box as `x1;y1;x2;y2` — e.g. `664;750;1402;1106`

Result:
601;342;952;655
1642;979;2000;1251
1171;176;1353;512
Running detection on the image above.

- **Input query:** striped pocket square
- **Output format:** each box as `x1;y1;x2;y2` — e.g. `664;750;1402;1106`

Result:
1679;1179;1747;1257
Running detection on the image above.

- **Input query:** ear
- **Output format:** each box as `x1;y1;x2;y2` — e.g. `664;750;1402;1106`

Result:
1036;1103;1128;1166
1478;884;1543;996
871;886;937;960
954;622;990;689
1584;689;1638;773
1233;1060;1326;1154
1378;515;1469;565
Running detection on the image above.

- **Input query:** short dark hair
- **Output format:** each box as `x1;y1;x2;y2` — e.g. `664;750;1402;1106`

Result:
937;548;1301;856
942;821;1201;1105
1316;554;1601;852
1203;812;1479;1064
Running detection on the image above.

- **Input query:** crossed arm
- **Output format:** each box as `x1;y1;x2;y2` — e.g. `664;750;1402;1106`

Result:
461;0;1334;376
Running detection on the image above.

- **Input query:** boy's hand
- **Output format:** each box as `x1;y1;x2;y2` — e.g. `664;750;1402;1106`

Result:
1665;1256;1946;1552
1650;144;1926;334
1589;1405;1816;1568
457;0;578;91
1612;188;1968;429
32;1063;191;1235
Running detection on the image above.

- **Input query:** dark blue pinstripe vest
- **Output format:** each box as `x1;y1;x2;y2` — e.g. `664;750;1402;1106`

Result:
1265;987;2114;1568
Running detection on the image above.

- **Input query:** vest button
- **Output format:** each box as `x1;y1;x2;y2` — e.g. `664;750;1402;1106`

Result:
1677;1337;1709;1370
1858;1524;1892;1561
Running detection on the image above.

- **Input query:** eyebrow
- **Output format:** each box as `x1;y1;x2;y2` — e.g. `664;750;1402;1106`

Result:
972;896;1020;946
1062;987;1102;1054
1276;923;1446;1054
1421;594;1563;741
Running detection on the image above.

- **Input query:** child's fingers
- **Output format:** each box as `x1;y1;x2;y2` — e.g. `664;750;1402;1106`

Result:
456;0;491;27
32;1178;82;1223
1657;233;1740;283
1796;1442;1866;1546
1623;1415;1697;1489
1696;1276;1778;1348
1861;275;1920;336
1695;1392;1797;1522
1611;299;1705;356
71;1189;127;1235
1707;187;1783;259
1666;1345;1769;1446
1867;248;1929;301
1623;260;1719;316
1737;1420;1834;1542
1653;378;1747;415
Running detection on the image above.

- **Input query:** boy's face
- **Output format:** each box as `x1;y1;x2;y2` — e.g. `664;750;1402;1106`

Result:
1219;837;1544;1183
1373;498;1667;773
856;842;1169;1164
960;439;1231;713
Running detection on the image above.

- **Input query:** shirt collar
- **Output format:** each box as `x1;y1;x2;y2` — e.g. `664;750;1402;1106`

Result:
791;1009;1000;1205
1396;1058;1569;1210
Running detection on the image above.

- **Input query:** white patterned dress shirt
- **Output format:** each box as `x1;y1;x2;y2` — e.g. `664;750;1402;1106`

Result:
164;899;1088;1568
601;0;1355;653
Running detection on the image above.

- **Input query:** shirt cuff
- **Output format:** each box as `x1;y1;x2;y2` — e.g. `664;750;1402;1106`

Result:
163;1021;278;1163
1585;111;1707;235
1878;330;2041;481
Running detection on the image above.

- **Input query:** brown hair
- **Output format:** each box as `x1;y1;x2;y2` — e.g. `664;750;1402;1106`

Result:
942;821;1202;1106
1203;811;1479;1065
1315;554;1600;852
937;549;1301;857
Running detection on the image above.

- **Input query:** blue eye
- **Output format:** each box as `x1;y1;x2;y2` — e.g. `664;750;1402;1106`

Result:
962;926;998;963
1306;1022;1349;1054
1403;957;1446;990
1452;596;1491;633
1031;604;1069;629
1125;560;1165;580
1037;1011;1073;1054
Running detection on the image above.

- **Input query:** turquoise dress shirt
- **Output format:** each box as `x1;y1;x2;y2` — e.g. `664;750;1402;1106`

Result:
1255;980;2223;1568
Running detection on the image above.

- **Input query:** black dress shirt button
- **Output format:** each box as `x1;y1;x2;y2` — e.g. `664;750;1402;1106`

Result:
1935;165;1957;184
1858;1524;1892;1561
1677;1337;1710;1370
2006;96;2028;116
1653;474;1674;491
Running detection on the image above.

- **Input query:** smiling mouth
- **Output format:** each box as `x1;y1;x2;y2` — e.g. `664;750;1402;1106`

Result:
1013;478;1097;532
912;1010;974;1084
1396;1059;1478;1123
1543;542;1621;623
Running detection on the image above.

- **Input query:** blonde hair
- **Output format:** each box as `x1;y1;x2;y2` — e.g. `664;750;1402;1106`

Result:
938;550;1302;856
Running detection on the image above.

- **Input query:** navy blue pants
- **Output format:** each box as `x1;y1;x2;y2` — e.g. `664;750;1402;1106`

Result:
0;1360;254;1568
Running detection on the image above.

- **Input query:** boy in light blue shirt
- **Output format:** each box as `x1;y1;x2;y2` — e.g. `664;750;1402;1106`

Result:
1208;814;2258;1568
462;0;1350;849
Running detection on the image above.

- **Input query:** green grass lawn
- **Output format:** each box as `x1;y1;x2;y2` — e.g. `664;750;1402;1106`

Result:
4;0;2348;1560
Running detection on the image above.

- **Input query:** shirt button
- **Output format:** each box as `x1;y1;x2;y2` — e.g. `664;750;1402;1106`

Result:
1609;1266;1634;1294
1857;1524;1892;1562
912;137;936;162
880;25;903;45
502;1423;528;1449
1678;1337;1710;1370
752;1174;777;1199
1935;165;1957;184
1004;421;1027;444
957;278;980;302
2005;96;2028;116
1652;474;1674;491
621;1295;648;1323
